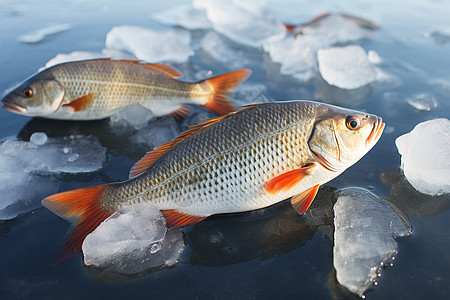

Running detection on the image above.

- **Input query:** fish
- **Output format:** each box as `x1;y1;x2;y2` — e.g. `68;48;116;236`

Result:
284;12;380;37
42;100;385;258
1;59;251;120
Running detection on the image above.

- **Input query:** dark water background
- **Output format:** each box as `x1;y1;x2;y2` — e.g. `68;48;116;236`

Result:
0;0;449;299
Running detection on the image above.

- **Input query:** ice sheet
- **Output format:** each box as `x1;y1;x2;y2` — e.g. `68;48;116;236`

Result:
105;25;193;63
18;23;72;43
395;118;450;195
0;133;106;220
318;45;377;89
83;202;184;274
333;187;411;297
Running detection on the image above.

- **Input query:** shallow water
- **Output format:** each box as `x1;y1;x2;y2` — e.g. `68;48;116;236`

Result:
0;0;449;299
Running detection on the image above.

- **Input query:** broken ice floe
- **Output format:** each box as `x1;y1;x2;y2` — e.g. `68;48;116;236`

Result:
0;133;107;220
317;45;377;89
18;23;72;43
333;187;411;297
202;1;286;48
152;4;211;30
105;25;193;63
406;93;438;111
395;118;450;195
83;203;184;274
129;116;181;151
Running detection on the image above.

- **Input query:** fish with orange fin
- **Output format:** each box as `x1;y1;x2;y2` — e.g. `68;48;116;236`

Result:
1;58;251;120
42;101;385;259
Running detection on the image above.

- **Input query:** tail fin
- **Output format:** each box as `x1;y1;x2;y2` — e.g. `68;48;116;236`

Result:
42;185;113;261
202;69;251;115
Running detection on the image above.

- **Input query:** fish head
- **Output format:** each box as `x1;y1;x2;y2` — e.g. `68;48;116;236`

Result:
308;106;385;172
1;77;65;116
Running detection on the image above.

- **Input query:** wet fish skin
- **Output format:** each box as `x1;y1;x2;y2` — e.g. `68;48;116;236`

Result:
1;59;251;120
42;100;385;259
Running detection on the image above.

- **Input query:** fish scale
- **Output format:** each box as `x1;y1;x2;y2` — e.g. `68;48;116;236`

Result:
42;100;385;259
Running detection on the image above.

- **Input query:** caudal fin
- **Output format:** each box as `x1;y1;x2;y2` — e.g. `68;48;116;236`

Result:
42;185;113;261
202;69;251;115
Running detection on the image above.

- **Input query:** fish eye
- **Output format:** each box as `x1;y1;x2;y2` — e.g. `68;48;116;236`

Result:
346;116;360;130
21;87;33;98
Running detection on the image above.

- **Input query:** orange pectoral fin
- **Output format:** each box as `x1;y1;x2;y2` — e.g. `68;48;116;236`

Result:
161;210;207;228
62;92;97;112
291;184;320;215
265;163;317;195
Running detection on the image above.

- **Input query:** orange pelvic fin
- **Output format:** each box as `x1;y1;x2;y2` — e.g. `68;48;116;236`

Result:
145;62;183;78
290;184;320;215
62;92;97;112
170;104;192;120
41;185;112;261
265;163;317;195
283;23;296;32
161;209;207;227
202;69;251;115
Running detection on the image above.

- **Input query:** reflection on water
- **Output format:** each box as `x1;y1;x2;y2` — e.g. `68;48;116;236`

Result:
315;76;373;106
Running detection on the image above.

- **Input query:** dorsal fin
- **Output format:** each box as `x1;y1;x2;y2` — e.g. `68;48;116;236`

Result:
144;63;183;78
128;104;264;179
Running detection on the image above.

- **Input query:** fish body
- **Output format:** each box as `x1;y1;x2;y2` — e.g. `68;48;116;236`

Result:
42;101;384;258
1;59;250;120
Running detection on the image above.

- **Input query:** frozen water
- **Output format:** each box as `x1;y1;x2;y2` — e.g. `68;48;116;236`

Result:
0;133;106;219
395;118;450;195
152;5;211;30
317;45;377;89
232;83;272;106
263;36;322;82
0;134;106;175
333;187;411;297
83;203;184;274
105;25;193;63
203;1;286;48
406;93;438;111
18;23;72;43
109;104;155;131
200;31;252;68
130;116;181;150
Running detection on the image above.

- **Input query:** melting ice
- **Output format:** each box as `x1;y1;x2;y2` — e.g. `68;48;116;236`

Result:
333;187;411;297
317;45;377;89
395;118;450;195
83;203;184;275
0;133;106;220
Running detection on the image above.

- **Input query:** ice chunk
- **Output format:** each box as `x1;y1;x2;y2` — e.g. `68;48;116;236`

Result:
200;31;255;68
109;104;155;131
18;23;72;43
395;118;450;195
83;203;184;274
333;187;411;297
203;2;286;48
318;45;377;89
406;93;438;111
130;116;181;150
152;5;211;30
232;83;272;106
263;36;322;82
105;25;193;63
0;132;107;220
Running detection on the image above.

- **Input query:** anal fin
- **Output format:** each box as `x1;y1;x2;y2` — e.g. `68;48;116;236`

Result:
291;184;320;215
170;105;192;121
161;209;207;227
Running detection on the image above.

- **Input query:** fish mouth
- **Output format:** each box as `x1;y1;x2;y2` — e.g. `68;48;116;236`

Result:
366;116;385;147
2;101;27;113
